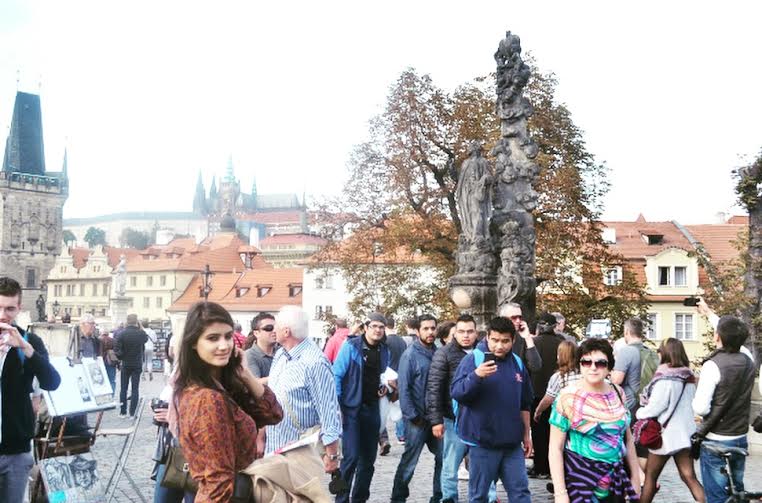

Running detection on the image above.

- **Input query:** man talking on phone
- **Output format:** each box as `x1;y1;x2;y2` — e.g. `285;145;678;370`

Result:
0;277;61;501
498;302;541;372
451;316;533;503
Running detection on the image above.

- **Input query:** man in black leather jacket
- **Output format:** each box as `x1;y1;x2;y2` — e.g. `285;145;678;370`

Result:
425;314;478;503
115;314;147;417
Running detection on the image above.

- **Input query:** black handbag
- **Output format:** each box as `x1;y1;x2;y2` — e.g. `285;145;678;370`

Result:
752;410;762;433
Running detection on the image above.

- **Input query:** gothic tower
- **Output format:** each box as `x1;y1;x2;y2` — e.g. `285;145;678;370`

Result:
0;91;68;314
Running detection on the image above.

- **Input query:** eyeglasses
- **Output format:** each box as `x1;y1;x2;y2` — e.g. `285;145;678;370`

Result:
580;358;609;370
258;325;275;332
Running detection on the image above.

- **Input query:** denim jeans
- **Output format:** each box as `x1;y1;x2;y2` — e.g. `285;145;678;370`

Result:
441;418;497;502
396;419;405;440
468;444;530;503
120;366;142;415
105;363;117;396
153;463;196;503
701;436;748;503
0;452;34;502
338;402;381;503
390;420;442;502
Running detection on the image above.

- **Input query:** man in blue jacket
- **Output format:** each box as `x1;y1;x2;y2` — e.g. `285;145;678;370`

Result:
333;312;390;503
391;314;442;502
451;316;533;503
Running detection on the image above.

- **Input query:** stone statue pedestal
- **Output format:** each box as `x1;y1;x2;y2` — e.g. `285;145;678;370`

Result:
109;297;132;327
450;274;497;331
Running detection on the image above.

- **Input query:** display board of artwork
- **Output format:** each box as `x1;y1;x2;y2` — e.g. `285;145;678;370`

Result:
152;327;169;372
43;357;117;416
40;452;105;503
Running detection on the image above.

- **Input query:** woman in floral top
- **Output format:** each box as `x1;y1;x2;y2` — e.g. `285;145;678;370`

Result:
548;338;641;503
174;302;283;502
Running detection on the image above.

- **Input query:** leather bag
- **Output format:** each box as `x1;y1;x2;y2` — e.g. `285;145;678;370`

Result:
633;381;686;450
160;444;198;493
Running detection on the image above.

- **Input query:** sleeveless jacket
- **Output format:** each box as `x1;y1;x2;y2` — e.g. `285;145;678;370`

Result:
699;349;755;437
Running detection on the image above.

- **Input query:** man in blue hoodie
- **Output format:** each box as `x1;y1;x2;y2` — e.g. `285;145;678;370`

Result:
451;316;533;503
333;312;390;503
391;314;442;502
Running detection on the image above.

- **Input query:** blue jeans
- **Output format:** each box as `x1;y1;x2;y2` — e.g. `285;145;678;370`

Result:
391;420;442;502
120;366;142;415
701;436;748;503
105;363;117;396
441;418;497;502
396;419;405;440
153;463;196;503
338;402;381;503
469;444;530;503
0;452;34;502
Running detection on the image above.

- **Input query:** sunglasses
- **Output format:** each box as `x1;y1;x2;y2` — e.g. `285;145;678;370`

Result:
580;358;609;370
258;325;275;332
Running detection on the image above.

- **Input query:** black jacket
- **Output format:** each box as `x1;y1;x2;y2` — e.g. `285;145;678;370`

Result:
698;349;755;437
1;327;61;455
115;325;147;368
530;332;564;398
425;339;472;425
385;334;408;372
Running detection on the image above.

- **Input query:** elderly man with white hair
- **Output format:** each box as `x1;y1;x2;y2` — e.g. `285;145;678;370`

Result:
67;313;100;361
264;306;342;474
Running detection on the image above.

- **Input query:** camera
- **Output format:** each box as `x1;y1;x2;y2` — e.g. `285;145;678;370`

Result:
150;398;168;412
682;297;701;307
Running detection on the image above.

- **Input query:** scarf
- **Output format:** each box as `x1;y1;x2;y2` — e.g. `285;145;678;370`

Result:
564;449;639;502
639;364;695;406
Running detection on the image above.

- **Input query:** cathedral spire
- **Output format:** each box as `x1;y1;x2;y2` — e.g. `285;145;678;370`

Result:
61;148;68;178
193;171;207;214
224;154;235;183
2;91;46;175
209;175;217;199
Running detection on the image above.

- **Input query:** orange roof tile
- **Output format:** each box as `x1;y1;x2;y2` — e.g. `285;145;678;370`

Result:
685;224;747;262
727;215;749;225
69;247;90;270
601;220;693;258
168;268;303;312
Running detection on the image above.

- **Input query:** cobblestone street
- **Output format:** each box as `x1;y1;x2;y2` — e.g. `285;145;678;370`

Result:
89;375;762;502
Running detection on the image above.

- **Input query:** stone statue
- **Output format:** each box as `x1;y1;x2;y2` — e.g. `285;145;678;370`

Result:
36;294;46;322
456;142;493;244
114;254;127;297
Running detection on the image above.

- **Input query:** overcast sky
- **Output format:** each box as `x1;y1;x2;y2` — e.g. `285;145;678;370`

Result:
1;1;760;224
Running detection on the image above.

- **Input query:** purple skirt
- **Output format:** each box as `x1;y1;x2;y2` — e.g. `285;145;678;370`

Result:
564;449;639;502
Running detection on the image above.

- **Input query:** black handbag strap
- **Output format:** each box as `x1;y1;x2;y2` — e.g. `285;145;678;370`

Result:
661;381;687;428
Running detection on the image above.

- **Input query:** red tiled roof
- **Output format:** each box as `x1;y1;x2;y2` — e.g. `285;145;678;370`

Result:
685;224;747;262
601;221;693;258
727;215;749;225
168;268;303;312
69;247;90;270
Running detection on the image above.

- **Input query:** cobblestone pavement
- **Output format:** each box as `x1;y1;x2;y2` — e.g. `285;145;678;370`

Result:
85;375;762;502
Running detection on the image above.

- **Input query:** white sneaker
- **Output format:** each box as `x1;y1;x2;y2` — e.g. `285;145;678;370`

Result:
458;465;469;480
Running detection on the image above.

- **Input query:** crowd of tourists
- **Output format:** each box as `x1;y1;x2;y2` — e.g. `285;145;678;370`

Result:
0;273;760;503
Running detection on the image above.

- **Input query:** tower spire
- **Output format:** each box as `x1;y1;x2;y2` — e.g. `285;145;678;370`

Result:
2;91;46;175
193;171;207;214
62;147;68;177
224;154;235;183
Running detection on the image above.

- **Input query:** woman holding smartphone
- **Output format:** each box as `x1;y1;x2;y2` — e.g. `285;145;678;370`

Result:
174;302;283;502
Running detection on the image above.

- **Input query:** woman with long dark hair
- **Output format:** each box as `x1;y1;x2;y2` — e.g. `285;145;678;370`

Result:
636;338;704;502
548;338;640;502
174;302;283;502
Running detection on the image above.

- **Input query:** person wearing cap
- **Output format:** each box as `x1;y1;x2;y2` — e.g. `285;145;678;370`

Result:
528;312;564;479
115;313;147;418
333;312;391;503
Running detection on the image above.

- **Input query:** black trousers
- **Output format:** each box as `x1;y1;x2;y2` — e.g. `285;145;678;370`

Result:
531;398;551;475
120;366;142;415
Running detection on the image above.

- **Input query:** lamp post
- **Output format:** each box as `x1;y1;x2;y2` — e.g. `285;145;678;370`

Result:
52;300;60;318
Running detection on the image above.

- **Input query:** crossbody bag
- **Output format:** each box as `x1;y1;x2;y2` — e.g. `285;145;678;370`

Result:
633;381;687;450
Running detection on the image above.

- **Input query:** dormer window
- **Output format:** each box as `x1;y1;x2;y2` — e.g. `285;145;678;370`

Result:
257;285;272;297
603;266;622;286
289;284;303;297
236;287;250;298
641;232;663;245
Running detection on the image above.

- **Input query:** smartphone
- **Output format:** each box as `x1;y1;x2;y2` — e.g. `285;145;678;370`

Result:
683;297;700;307
483;352;496;363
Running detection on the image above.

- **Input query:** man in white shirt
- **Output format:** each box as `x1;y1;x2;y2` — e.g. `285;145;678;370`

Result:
141;320;157;381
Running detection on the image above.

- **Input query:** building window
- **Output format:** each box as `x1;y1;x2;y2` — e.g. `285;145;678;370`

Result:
289;284;303;297
257;286;271;297
658;267;670;286
156;296;163;308
77;307;82;316
66;284;71;296
674;266;687;286
646;313;658;339
146;276;154;287
603;267;622;286
143;297;150;308
160;275;167;287
129;298;134;308
325;305;333;316
315;305;324;320
324;275;334;289
25;268;36;288
130;276;137;287
314;277;324;289
91;284;98;296
102;283;109;296
79;284;85;296
675;313;694;340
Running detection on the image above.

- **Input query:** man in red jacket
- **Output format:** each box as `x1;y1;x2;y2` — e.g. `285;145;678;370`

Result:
324;319;360;363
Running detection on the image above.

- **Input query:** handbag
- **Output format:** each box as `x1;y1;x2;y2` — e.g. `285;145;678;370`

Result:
160;443;198;493
752;410;762;434
633;381;686;450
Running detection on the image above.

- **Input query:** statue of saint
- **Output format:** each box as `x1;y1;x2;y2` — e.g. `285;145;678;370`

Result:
114;254;127;297
456;143;493;244
36;294;46;322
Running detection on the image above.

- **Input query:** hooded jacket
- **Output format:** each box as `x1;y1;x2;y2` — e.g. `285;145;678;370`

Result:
451;339;533;449
333;335;390;416
398;338;436;422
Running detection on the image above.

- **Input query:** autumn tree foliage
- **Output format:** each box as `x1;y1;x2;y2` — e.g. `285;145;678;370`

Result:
317;65;647;333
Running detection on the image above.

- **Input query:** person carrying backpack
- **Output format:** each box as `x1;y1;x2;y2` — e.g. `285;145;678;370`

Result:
611;318;658;476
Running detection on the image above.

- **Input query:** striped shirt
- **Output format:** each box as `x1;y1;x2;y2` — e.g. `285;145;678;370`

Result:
265;338;342;454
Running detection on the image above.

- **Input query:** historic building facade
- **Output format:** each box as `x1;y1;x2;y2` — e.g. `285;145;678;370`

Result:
1;91;68;313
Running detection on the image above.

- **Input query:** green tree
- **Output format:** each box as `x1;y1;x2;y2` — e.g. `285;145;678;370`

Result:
83;227;107;247
62;229;76;245
119;227;151;249
317;66;647;333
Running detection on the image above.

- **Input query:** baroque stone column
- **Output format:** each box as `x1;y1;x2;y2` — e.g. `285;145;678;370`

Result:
450;31;540;328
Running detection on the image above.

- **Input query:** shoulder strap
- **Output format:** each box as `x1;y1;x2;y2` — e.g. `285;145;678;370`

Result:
662;381;687;427
473;348;484;367
512;352;524;372
612;383;625;408
282;395;303;433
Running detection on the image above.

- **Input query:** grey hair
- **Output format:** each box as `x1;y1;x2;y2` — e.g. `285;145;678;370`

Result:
624;318;644;338
80;313;96;324
551;312;565;323
498;302;522;317
275;306;309;341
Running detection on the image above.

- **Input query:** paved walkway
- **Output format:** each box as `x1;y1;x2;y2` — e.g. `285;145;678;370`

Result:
83;375;762;502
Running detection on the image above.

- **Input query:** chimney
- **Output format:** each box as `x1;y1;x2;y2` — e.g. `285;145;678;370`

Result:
714;212;727;224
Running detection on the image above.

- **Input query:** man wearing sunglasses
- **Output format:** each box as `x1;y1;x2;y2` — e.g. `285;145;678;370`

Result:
497;302;542;372
245;312;278;383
